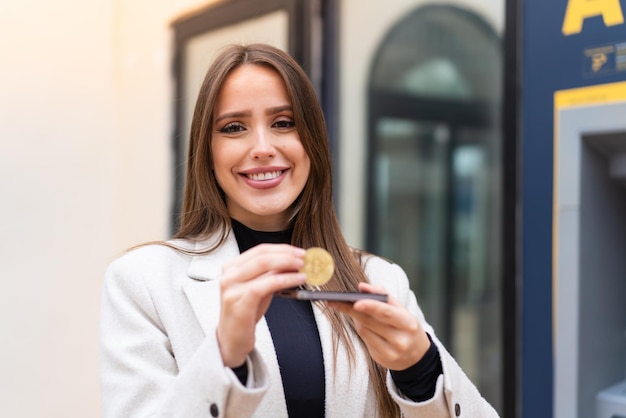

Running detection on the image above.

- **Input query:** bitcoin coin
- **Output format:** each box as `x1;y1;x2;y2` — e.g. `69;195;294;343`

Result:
300;247;335;286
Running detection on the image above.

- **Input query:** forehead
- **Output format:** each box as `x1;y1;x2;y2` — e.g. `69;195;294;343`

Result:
214;64;291;111
224;64;286;92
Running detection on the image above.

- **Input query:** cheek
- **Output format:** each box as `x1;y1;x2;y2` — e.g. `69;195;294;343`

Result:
297;157;312;190
211;143;230;173
302;155;311;176
210;149;232;191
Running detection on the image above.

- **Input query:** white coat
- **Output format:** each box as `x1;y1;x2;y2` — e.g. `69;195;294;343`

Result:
99;230;499;417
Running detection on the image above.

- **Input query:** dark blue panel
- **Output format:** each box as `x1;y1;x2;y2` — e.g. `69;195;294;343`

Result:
522;0;626;417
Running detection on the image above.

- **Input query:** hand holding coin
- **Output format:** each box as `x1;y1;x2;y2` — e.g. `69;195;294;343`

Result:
300;247;335;286
278;247;388;302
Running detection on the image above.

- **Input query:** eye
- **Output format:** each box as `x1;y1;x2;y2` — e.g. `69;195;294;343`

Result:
217;122;246;134
272;118;296;130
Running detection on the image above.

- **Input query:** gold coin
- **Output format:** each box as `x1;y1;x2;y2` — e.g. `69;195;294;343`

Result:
300;247;335;286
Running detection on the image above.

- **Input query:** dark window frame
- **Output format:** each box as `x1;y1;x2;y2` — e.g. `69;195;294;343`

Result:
502;0;520;417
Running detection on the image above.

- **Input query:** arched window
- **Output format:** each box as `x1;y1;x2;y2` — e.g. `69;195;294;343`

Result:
366;5;503;409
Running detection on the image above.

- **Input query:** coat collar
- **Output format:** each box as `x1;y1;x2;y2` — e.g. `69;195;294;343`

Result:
186;230;240;281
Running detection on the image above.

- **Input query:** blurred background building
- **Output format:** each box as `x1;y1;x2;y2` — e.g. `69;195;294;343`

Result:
1;0;625;417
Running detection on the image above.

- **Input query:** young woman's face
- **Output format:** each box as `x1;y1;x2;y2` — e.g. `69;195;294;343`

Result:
211;64;311;231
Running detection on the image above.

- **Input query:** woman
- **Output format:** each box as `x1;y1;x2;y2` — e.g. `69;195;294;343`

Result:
100;43;499;418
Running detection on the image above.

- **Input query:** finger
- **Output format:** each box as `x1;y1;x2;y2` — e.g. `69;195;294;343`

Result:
352;298;414;330
326;292;398;326
356;323;426;370
236;271;307;300
333;297;420;345
222;244;305;284
224;243;302;266
357;282;401;307
326;300;394;338
333;303;425;369
357;282;386;294
349;303;431;365
226;244;305;271
351;322;392;355
327;282;414;333
352;283;420;329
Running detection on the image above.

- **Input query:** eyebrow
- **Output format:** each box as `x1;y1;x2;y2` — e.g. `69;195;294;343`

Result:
266;105;293;115
214;111;250;125
213;105;293;124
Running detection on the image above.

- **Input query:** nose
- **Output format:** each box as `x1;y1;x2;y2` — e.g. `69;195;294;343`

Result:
249;128;276;160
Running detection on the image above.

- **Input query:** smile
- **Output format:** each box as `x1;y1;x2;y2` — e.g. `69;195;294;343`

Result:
245;170;284;181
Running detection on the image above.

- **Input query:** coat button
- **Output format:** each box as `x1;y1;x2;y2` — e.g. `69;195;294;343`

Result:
455;403;461;416
210;403;219;417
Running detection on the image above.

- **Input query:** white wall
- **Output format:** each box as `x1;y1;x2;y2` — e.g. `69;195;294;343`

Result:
0;0;505;414
0;0;216;416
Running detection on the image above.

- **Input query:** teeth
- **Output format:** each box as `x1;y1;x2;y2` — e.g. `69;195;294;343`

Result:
246;170;283;181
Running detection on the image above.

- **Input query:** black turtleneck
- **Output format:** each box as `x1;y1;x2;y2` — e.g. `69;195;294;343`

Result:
231;219;326;418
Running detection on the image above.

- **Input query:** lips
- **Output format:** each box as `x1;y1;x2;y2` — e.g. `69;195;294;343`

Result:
239;168;288;190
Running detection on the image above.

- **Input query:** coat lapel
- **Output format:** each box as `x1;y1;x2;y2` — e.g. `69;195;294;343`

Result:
181;232;239;336
313;304;372;418
186;232;240;282
180;231;289;417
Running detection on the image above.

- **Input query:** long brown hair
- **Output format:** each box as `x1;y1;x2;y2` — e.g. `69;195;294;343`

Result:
176;43;399;417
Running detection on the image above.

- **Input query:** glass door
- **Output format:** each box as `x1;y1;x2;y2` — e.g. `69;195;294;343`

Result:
365;4;503;411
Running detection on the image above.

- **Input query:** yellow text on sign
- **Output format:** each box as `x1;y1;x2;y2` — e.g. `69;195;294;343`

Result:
562;0;625;35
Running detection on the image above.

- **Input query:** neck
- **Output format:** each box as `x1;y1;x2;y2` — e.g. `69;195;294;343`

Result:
230;215;288;232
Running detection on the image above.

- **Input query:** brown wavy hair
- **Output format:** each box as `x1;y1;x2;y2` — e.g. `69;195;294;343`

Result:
175;43;399;417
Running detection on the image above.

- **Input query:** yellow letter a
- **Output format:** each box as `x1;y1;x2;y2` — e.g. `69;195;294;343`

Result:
562;0;625;35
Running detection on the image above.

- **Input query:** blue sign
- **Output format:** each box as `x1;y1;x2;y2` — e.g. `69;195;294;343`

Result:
521;1;626;417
